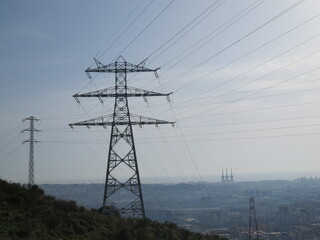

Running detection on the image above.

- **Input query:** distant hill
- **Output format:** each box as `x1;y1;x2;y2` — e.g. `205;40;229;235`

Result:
0;179;227;240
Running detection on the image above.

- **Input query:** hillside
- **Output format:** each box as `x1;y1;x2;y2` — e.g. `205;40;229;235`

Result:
0;179;227;240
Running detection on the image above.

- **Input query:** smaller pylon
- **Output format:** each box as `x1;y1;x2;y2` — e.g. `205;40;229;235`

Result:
249;197;260;240
22;116;41;186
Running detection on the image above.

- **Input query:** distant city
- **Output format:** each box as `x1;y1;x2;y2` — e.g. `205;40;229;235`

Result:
41;171;320;240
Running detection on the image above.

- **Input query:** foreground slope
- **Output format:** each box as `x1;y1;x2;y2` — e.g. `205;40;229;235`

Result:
0;179;227;240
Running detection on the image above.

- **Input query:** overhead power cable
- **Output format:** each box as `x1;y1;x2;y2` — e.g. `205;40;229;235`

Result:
0;133;21;154
114;0;176;60
0;122;21;145
0;148;25;174
40;114;320;132
128;7;320;114
179;100;320;120
172;34;320;118
137;123;320;139
94;0;144;60
45;75;320;122
152;132;320;143
148;0;264;67
172;12;320;95
42;131;320;144
137;0;265;90
156;0;306;92
175;63;320;113
174;115;320;129
180;47;320;119
165;87;320;113
146;0;226;61
0;144;22;166
97;0;155;61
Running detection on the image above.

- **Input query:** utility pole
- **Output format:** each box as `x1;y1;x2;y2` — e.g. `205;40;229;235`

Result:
249;197;260;240
70;56;174;218
22;116;41;186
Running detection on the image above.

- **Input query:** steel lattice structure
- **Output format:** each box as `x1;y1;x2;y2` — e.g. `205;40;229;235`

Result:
70;56;174;218
22;116;41;186
249;197;260;240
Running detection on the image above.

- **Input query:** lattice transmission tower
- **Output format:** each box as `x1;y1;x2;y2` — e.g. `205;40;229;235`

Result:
249;197;260;240
22;116;41;186
70;56;174;218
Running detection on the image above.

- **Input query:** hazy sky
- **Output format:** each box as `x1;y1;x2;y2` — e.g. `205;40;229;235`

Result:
1;0;320;184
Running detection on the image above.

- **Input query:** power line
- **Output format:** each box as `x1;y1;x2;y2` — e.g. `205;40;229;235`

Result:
138;0;265;90
171;12;320;96
40;114;320;132
0;144;22;166
94;0;145;59
0;122;21;145
146;0;226;62
0;133;22;154
114;0;176;59
0;147;25;175
179;100;320;120
173;40;320;119
131;10;320;114
97;0;155;60
42;131;320;144
170;115;320;130
126;0;311;115
126;0;261;87
136;123;320;139
148;0;264;68
155;0;307;92
172;65;320;112
39;74;320;123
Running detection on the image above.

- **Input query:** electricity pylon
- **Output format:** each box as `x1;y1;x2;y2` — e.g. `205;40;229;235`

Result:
22;116;41;186
70;56;174;218
249;197;260;240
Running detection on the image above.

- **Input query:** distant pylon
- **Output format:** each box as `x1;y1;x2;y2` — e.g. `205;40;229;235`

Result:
249;197;260;240
22;116;41;186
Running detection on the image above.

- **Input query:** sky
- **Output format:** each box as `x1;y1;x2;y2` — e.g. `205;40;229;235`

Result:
1;0;320;184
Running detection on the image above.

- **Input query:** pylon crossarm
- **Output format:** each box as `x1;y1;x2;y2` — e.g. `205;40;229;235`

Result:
69;114;175;128
22;139;40;144
22;116;40;122
73;86;172;99
130;114;175;127
85;56;160;75
69;114;114;128
21;128;41;133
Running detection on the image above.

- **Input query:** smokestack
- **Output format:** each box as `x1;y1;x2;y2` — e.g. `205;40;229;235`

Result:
221;168;225;183
230;168;234;182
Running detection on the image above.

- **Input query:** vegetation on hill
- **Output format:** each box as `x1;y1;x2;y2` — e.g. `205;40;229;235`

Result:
0;179;227;240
